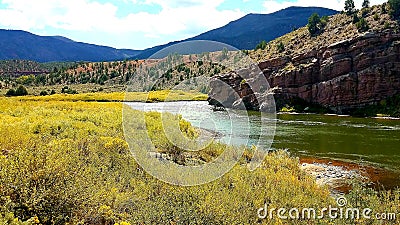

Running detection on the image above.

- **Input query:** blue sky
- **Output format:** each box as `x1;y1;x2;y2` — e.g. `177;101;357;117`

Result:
0;0;387;50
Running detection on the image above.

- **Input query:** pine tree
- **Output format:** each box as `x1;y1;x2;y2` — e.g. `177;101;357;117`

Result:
345;0;355;15
362;0;370;8
307;13;321;35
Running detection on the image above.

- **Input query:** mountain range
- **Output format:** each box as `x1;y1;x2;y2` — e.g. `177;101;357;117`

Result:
0;6;338;62
0;30;141;62
136;6;338;59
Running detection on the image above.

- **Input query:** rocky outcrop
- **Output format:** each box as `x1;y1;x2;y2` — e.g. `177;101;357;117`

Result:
208;30;400;114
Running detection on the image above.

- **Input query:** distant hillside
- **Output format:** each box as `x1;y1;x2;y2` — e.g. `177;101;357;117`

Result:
136;6;338;59
0;30;141;62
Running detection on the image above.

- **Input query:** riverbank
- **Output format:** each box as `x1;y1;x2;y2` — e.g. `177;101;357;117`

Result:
300;157;400;193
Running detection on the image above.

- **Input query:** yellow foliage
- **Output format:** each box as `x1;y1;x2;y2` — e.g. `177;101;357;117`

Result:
0;96;398;225
9;90;208;103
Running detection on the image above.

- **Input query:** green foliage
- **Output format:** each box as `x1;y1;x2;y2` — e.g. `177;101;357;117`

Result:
14;85;29;96
353;14;360;23
345;0;356;15
389;0;400;17
255;40;267;50
276;41;285;53
307;13;329;36
351;94;400;117
356;17;370;32
308;13;321;35
39;90;48;96
320;15;329;26
16;75;35;85
280;105;295;112
361;7;370;17
362;0;370;8
384;21;391;29
61;86;78;94
34;74;46;85
5;89;16;97
277;97;331;114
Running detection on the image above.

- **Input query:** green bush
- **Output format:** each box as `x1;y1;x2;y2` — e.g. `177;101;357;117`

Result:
5;89;16;97
15;75;34;86
356;17;370;32
61;86;78;95
384;21;391;29
255;40;267;50
5;86;29;97
39;90;48;96
307;13;329;36
361;7;370;17
320;15;329;26
15;85;29;96
276;42;285;53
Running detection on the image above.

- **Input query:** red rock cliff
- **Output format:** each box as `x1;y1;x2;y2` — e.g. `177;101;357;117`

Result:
209;30;400;114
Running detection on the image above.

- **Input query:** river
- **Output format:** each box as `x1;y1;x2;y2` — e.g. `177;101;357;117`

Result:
126;101;400;188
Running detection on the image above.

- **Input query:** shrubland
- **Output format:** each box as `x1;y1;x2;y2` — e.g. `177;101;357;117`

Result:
0;96;398;224
4;90;207;103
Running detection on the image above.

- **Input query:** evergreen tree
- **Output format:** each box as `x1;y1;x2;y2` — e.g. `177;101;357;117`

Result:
345;0;356;15
15;85;28;96
307;13;321;35
362;0;370;8
356;18;370;32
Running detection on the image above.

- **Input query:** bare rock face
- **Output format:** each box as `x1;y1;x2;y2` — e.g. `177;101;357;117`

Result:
208;30;400;114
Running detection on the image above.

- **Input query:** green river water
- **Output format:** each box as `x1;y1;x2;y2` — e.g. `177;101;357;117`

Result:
127;101;400;186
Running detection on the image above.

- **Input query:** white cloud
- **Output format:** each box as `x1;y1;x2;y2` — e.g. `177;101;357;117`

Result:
263;0;388;13
0;0;244;43
0;0;387;49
